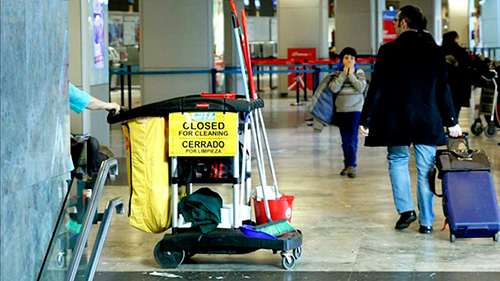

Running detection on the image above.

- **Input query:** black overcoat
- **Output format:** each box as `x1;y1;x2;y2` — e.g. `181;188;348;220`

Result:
359;31;457;147
443;43;472;108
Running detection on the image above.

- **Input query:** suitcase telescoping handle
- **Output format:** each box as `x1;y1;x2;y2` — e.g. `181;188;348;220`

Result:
445;132;469;150
430;132;470;197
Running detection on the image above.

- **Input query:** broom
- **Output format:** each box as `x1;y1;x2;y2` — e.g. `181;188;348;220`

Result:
230;2;296;237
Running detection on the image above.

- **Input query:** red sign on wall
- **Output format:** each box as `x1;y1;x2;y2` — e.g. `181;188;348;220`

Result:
287;48;316;91
382;10;398;43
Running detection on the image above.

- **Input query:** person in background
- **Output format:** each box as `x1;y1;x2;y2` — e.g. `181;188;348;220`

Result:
328;47;367;178
359;5;461;234
442;31;472;118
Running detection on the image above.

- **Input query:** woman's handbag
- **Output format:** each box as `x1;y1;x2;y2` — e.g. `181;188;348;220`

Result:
429;133;491;197
435;149;491;178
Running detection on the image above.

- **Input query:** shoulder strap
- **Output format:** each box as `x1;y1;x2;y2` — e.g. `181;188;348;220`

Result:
428;166;442;197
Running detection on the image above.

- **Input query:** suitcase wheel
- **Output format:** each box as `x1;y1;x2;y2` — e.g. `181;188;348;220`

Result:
471;119;483;136
494;233;499;242
450;232;456;243
485;122;497;138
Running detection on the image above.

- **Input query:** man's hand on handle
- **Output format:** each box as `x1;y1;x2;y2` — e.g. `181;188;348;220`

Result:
448;124;462;137
359;125;369;136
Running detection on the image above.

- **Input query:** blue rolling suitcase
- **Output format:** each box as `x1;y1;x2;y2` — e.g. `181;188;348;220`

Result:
442;171;500;242
430;133;500;242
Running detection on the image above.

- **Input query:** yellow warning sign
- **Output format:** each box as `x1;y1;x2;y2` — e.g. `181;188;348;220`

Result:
168;112;238;156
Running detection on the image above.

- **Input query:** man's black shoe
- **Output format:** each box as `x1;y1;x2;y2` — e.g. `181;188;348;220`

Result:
419;225;433;234
395;211;416;229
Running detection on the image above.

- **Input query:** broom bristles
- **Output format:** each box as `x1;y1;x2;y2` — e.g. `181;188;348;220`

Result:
254;219;295;237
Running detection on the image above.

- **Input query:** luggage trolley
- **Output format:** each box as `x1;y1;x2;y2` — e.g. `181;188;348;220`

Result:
108;94;303;270
470;69;500;138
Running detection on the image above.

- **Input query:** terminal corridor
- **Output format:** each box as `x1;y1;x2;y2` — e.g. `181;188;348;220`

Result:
91;90;500;280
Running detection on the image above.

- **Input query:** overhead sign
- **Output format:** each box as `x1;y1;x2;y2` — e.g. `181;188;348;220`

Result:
168;112;238;157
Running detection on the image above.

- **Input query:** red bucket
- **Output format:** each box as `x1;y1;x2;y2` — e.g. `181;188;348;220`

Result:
253;194;295;225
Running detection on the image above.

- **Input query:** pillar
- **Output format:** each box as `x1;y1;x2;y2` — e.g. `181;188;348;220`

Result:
336;0;385;55
277;0;329;94
69;0;111;146
446;0;468;45
482;0;500;59
1;1;69;280
140;0;214;103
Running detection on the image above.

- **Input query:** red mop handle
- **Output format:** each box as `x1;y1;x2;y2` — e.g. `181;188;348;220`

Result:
230;1;240;24
230;1;247;58
241;10;257;100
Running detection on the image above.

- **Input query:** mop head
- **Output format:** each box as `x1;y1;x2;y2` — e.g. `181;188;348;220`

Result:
254;219;295;237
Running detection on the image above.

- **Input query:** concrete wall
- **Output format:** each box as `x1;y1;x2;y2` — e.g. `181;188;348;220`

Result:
0;1;70;280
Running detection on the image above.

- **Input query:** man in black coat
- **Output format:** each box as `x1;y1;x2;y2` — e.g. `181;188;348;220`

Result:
359;5;462;234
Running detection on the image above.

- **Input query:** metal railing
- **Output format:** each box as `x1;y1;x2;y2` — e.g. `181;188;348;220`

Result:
37;158;123;281
67;158;122;281
109;61;376;108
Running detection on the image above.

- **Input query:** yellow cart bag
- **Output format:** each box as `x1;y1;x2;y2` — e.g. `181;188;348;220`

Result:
122;117;172;233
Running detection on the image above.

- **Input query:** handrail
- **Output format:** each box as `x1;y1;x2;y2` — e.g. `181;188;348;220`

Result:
85;197;124;281
67;158;118;281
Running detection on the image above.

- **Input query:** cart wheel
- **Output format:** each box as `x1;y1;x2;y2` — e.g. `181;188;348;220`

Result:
154;242;185;268
494;233;499;242
450;233;456;243
56;251;67;268
281;254;296;270
293;246;302;260
471;120;483;136
485;122;497;138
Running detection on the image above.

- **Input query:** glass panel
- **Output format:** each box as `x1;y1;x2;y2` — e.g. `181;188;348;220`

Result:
38;178;91;281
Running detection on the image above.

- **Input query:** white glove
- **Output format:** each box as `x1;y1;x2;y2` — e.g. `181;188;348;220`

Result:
448;124;462;137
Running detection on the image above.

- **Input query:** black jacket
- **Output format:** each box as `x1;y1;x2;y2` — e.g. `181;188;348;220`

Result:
442;42;472;108
359;31;457;147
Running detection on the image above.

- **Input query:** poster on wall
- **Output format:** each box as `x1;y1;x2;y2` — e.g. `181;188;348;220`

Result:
123;15;139;45
382;10;398;43
109;15;123;47
93;0;106;69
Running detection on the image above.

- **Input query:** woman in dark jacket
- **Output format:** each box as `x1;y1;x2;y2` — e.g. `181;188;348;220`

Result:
442;31;472;118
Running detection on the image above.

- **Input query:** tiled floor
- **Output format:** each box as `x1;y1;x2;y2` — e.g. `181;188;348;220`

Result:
91;88;500;279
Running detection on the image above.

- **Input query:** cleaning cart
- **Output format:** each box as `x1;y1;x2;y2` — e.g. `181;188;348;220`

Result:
108;94;303;270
